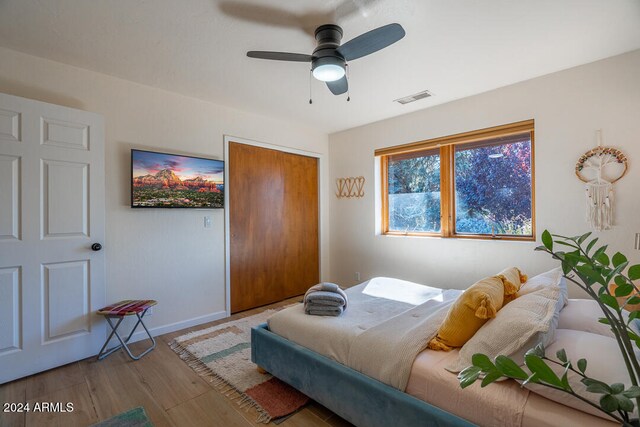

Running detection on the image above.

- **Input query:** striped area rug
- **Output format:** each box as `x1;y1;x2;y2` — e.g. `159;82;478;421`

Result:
169;308;308;423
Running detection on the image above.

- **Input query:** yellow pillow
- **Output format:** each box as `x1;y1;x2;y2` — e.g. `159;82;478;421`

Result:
427;276;505;351
499;267;528;305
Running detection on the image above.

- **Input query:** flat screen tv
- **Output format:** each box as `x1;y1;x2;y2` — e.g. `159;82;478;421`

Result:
131;149;224;208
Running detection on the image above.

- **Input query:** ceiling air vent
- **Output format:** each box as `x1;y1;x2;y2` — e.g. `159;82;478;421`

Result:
394;90;433;105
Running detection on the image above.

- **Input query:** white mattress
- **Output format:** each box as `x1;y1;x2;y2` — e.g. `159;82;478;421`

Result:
267;278;616;427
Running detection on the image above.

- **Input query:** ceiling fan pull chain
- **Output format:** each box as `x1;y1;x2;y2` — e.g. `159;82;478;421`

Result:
309;69;313;104
346;64;351;102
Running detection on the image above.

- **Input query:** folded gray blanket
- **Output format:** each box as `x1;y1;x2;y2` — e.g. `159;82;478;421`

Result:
305;291;345;307
304;282;348;316
306;305;344;317
304;282;348;307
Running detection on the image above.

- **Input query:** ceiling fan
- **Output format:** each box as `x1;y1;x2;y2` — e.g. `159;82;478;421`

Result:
246;23;405;96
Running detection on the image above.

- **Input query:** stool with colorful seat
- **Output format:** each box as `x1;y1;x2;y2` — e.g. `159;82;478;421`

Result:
96;300;157;361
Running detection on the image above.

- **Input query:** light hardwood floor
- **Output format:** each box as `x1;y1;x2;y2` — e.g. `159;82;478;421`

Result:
0;299;353;427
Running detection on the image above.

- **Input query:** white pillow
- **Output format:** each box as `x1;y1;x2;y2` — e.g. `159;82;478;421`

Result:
448;274;561;372
558;299;639;362
519;267;568;308
525;329;634;420
559;299;616;338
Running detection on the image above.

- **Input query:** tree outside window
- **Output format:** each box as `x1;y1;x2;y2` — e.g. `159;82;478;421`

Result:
388;150;441;233
454;137;532;236
379;121;534;240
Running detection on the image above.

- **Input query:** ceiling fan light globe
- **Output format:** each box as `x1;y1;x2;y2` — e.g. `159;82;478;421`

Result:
313;64;345;82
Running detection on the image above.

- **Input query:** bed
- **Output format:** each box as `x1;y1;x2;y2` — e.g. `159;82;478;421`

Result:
251;276;617;427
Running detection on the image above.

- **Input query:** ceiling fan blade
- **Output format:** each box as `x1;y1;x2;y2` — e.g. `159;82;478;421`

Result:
219;1;331;36
247;51;313;62
219;2;299;29
335;0;381;21
326;76;348;95
337;23;405;61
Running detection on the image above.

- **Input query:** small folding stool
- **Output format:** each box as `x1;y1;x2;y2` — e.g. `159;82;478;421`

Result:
96;300;157;361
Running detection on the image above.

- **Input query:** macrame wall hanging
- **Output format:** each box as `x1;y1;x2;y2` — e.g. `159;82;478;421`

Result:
336;176;365;198
575;130;628;231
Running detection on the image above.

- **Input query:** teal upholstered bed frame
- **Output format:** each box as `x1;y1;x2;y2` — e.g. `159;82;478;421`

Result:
251;323;474;427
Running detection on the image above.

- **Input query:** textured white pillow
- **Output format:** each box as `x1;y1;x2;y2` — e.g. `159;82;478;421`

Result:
525;329;634;420
519;267;568;308
448;275;561;373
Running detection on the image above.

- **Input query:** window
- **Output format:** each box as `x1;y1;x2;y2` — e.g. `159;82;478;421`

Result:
387;149;441;233
378;120;534;240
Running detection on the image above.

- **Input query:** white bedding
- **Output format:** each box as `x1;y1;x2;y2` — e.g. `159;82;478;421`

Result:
268;277;461;365
406;348;615;427
267;277;617;426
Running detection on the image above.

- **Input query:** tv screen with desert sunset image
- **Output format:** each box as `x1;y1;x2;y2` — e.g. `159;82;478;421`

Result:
131;149;224;208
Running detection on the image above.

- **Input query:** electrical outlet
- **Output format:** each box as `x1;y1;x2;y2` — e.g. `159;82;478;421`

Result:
204;216;212;228
355;272;361;281
146;307;153;316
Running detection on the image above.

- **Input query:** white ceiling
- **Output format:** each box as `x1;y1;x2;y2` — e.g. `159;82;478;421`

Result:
0;0;639;133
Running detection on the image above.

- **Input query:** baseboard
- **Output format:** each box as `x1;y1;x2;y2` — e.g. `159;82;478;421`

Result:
128;310;228;343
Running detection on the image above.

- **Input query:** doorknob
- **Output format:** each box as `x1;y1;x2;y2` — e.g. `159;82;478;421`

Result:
91;243;102;251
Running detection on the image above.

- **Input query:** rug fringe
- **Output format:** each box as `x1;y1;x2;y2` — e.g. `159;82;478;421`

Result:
168;340;273;423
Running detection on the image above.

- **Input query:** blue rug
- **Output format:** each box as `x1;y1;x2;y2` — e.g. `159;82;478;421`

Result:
91;407;153;427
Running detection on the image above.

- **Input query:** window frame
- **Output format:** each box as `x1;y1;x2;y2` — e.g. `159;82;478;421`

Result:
382;147;443;237
378;120;535;241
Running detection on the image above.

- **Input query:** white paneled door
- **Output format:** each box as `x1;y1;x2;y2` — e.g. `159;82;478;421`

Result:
0;93;105;383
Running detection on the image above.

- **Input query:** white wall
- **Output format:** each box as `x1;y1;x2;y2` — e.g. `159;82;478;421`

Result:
329;49;640;298
0;47;330;334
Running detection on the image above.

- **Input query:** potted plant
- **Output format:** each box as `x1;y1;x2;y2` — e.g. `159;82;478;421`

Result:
459;231;640;426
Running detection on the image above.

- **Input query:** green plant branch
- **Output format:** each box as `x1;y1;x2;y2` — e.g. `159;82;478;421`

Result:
543;247;639;415
618;331;640;415
519;377;626;424
608;301;640;383
591;265;640;384
618;409;629;424
542;253;640;385
562;269;640;415
562;271;640;391
460;231;640;423
543;357;585;380
616;311;640;382
546;239;640;415
542;356;635;424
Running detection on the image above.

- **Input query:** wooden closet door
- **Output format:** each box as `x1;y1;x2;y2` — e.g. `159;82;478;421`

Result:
229;142;319;313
